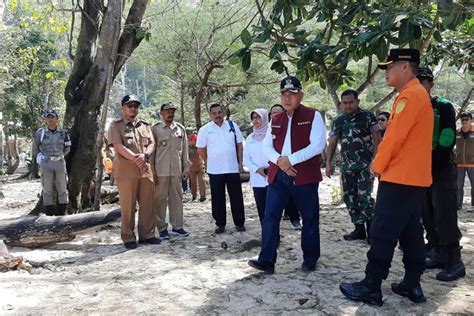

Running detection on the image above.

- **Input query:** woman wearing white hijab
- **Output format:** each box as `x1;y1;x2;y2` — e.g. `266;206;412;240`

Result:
243;108;269;223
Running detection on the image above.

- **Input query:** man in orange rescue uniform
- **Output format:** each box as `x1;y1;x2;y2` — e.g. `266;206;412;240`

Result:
340;49;433;306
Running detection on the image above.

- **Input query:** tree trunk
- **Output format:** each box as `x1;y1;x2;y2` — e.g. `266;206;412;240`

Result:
0;208;121;248
67;2;122;211
180;80;185;125
194;64;223;129
62;0;148;212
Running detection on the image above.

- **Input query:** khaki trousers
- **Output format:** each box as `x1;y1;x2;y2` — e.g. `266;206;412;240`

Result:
155;176;184;232
116;177;156;243
190;169;206;198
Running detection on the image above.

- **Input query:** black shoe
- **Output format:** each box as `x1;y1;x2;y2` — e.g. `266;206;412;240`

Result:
139;237;161;245
248;259;274;274
124;241;137;249
43;205;56;216
192;195;197;201
199;197;206;202
236;225;246;232
436;247;466;281
301;261;316;272
425;247;448;269
391;282;426;303
339;280;383;306
57;203;68;215
343;224;366;241
215;226;225;234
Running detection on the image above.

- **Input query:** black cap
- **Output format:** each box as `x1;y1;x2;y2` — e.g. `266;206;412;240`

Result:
460;112;472;119
280;76;302;93
42;110;59;118
121;94;141;106
160;102;177;111
417;67;434;81
378;49;420;70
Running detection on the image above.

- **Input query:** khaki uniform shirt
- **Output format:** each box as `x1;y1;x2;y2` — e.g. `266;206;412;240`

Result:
152;121;190;177
189;144;204;172
108;117;154;180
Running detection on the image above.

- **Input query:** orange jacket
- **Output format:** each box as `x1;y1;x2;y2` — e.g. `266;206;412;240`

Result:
373;78;433;187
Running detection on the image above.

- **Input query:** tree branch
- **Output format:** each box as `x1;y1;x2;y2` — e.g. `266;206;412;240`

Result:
357;67;379;95
370;89;397;112
205;80;280;89
113;0;148;79
456;87;473;120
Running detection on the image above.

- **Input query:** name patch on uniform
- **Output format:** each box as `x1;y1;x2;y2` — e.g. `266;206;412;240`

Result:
272;125;281;128
297;121;311;126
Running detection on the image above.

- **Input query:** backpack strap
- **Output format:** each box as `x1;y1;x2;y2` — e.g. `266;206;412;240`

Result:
226;120;239;165
39;128;45;145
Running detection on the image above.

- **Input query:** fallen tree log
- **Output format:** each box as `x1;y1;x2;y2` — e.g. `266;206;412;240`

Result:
0;208;121;248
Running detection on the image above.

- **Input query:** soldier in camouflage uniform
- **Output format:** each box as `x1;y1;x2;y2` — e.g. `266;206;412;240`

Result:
326;89;381;242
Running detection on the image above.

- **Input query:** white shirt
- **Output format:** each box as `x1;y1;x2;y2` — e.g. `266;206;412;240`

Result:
197;120;244;174
263;111;326;165
243;134;269;188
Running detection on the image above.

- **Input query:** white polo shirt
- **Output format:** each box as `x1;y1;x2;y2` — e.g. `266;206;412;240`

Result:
197;120;244;174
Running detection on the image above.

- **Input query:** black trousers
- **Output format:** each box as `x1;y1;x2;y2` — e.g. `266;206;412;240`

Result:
209;173;245;227
253;187;267;223
366;181;426;286
423;163;462;247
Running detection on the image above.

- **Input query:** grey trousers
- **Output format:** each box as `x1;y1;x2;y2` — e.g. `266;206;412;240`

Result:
457;167;474;208
41;158;68;206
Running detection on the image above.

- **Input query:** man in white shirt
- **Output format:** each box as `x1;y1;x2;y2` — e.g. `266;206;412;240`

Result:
197;103;246;234
248;76;326;274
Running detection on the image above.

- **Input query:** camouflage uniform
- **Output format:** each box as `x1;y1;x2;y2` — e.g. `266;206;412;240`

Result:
330;109;379;224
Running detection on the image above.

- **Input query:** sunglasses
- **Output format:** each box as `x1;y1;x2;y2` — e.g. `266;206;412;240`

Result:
461;118;470;121
378;118;387;122
125;103;140;109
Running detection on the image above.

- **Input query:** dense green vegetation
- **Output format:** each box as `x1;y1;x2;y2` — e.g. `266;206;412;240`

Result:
0;0;472;210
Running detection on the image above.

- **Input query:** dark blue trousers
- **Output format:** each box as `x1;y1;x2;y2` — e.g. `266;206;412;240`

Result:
208;173;245;228
252;187;267;223
258;170;320;265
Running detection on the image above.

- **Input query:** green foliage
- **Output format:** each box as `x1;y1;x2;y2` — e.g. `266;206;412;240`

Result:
1;2;70;137
232;0;472;107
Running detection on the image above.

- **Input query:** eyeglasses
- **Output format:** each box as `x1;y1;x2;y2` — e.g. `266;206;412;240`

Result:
378;118;387;122
125;103;140;109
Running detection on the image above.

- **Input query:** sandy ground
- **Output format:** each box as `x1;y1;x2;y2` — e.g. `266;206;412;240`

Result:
0;172;473;314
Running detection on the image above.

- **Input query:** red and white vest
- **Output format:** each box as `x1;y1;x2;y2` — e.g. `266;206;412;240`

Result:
267;105;322;185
